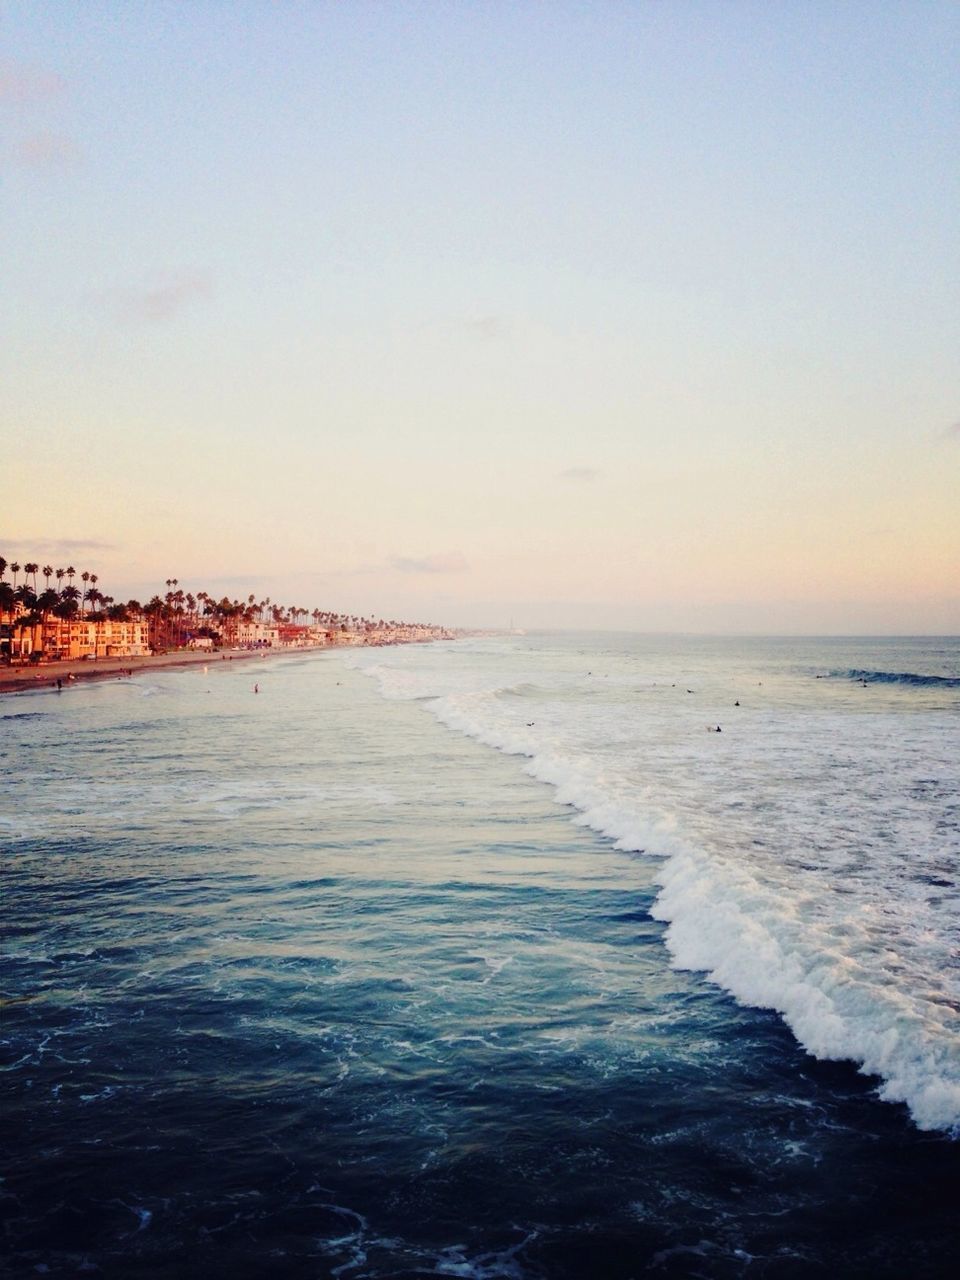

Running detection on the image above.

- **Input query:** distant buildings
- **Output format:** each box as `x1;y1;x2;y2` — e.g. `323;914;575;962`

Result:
1;603;456;664
223;619;281;648
0;612;150;661
1;556;457;664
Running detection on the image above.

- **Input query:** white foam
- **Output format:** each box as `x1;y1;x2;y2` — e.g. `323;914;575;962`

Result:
348;639;960;1133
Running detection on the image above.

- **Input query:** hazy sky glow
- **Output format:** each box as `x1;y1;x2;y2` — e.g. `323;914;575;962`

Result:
3;1;958;631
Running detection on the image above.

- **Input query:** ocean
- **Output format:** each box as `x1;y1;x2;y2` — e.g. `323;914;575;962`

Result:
2;633;958;1278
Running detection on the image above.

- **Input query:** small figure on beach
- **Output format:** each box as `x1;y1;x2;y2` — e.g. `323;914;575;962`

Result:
254;683;259;694
734;700;739;706
715;725;722;732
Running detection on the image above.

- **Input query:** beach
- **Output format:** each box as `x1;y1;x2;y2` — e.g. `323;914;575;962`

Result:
0;632;450;695
0;647;266;695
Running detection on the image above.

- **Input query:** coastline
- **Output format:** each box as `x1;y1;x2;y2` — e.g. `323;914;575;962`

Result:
2;646;288;695
0;634;461;696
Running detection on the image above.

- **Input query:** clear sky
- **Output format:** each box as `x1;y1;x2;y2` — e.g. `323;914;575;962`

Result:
2;1;958;632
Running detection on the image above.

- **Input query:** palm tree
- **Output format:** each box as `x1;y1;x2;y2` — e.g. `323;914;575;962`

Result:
55;567;65;596
42;565;53;593
36;588;59;651
66;566;75;594
15;582;37;612
54;585;80;619
81;571;90;616
11;562;21;590
145;596;165;650
0;557;7;582
25;563;39;593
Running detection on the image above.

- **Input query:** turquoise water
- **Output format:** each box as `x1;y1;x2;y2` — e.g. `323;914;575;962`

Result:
2;636;958;1277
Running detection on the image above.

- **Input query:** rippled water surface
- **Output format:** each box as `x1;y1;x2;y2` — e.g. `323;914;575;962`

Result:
2;636;958;1278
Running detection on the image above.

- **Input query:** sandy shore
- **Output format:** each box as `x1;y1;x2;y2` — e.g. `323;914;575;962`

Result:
0;647;277;695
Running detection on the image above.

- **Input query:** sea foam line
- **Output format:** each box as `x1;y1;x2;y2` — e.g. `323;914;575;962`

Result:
352;659;960;1135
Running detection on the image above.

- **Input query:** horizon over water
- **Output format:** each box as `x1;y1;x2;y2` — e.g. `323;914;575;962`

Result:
2;633;958;1277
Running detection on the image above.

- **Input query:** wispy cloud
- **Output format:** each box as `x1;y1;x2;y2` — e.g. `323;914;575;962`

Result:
0;537;117;556
391;553;468;574
558;466;600;483
108;272;214;323
0;60;64;103
12;130;80;168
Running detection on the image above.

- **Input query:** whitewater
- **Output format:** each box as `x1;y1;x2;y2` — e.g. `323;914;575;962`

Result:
347;632;960;1134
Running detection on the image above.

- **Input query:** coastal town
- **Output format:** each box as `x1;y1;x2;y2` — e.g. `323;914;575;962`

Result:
0;555;457;680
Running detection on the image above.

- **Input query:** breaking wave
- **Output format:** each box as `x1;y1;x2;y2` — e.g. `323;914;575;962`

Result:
352;642;960;1136
833;669;960;688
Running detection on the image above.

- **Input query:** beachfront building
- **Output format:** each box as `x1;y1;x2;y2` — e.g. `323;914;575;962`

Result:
1;612;40;660
43;617;151;660
276;623;312;648
0;607;150;661
221;619;280;648
331;629;367;646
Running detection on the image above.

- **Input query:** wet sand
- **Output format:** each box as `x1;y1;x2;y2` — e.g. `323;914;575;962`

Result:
0;648;271;695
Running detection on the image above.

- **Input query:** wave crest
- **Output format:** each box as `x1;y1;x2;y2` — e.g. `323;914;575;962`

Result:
833;669;960;688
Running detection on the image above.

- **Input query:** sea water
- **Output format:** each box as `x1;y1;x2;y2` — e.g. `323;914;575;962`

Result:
2;634;958;1277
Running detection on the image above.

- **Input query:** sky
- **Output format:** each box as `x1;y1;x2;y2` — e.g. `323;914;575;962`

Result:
2;0;958;632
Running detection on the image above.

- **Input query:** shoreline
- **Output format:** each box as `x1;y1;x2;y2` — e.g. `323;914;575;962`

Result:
1;645;310;695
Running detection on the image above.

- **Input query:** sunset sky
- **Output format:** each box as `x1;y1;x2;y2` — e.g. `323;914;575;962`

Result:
3;1;958;632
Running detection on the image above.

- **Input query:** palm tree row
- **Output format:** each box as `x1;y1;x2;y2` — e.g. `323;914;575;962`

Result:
1;555;447;655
